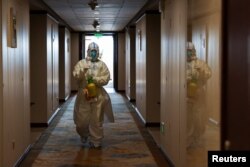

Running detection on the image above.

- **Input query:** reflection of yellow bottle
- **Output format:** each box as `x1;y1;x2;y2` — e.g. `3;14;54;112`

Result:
187;78;198;97
86;77;97;98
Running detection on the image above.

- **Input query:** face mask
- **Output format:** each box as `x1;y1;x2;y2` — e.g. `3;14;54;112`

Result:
187;50;192;57
187;49;195;62
90;50;97;61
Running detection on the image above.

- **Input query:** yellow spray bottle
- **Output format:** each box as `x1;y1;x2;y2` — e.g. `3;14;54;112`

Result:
86;76;97;98
187;77;198;98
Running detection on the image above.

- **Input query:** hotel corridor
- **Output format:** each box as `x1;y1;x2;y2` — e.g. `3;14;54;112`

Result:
19;88;170;167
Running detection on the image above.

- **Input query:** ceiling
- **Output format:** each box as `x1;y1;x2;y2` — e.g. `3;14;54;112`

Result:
30;0;159;32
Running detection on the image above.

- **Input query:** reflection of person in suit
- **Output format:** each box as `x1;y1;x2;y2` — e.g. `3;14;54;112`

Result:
73;42;114;148
186;42;212;148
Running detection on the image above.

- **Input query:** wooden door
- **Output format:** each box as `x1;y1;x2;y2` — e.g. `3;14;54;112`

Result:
222;0;250;150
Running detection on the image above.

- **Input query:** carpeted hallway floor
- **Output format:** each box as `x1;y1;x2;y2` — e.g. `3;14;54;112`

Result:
19;90;170;167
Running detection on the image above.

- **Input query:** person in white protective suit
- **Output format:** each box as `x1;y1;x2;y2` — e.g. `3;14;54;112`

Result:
73;42;114;148
186;42;212;149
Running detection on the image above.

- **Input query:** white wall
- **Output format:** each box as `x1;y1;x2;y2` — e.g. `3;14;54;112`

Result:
1;0;30;166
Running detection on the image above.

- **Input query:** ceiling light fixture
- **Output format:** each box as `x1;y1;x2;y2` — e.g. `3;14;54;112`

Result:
88;0;98;10
92;19;100;29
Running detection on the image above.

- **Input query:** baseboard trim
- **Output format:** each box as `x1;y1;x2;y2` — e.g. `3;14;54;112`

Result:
130;104;161;127
59;99;66;102
129;99;135;102
131;105;146;124
31;107;61;127
31;123;48;127
59;94;70;102
159;147;175;167
71;90;77;93
116;90;125;93
14;144;32;167
125;94;135;102
47;107;61;125
145;122;160;127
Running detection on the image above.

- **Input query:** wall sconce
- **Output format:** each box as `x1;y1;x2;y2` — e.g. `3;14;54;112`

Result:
88;0;98;10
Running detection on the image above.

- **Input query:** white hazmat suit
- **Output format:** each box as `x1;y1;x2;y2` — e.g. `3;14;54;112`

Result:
186;42;212;148
73;42;114;148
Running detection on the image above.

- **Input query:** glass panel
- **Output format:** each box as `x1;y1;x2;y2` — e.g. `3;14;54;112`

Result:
186;0;221;166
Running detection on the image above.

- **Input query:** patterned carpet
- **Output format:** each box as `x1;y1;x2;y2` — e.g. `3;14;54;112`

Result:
19;92;169;167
